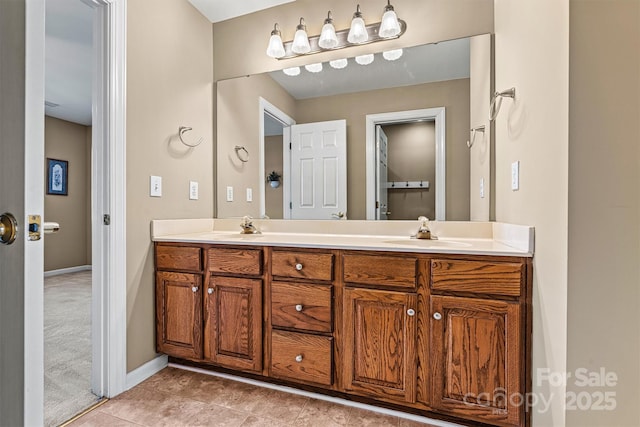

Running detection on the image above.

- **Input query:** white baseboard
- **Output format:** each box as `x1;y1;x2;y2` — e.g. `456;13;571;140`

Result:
44;265;92;277
125;355;168;390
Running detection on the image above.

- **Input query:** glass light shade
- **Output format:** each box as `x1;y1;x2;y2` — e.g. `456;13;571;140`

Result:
355;54;374;65
329;58;348;69
282;67;301;76
292;29;311;54
318;23;338;49
382;48;403;61
266;33;285;58
379;9;401;38
304;63;323;73
347;17;368;44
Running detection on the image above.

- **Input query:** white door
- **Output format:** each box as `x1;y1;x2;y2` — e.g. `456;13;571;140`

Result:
375;125;389;220
288;120;347;220
0;0;45;424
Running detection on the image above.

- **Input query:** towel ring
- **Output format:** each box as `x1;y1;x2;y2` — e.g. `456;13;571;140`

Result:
466;125;486;148
489;87;516;121
234;145;249;163
178;126;204;147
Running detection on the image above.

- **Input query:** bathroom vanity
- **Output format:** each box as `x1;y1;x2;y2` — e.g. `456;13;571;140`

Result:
152;219;533;427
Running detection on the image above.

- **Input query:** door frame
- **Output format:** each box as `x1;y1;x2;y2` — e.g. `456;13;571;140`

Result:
365;108;446;221
258;97;295;219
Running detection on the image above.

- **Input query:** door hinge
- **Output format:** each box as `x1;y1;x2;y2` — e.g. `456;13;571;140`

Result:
289;143;292;150
289;202;292;209
103;214;111;225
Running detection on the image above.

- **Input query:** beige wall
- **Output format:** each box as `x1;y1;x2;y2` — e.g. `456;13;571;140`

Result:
296;79;470;220
213;0;494;80
126;0;214;371
469;33;493;221
567;1;640;426
264;135;284;219
216;73;296;218
494;1;569;425
384;122;436;220
44;116;91;271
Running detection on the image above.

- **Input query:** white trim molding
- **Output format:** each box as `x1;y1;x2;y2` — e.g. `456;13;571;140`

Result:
44;265;92;277
365;107;446;221
125;355;168;390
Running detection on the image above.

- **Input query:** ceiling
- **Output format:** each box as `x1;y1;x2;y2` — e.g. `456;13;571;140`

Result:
188;0;296;23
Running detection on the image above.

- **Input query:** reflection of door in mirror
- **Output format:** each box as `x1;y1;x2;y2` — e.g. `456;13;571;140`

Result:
264;112;285;219
376;126;389;220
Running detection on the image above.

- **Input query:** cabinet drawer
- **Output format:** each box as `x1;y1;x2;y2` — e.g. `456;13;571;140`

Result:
271;281;332;333
343;253;417;290
156;245;202;272
271;330;333;386
208;248;262;276
430;259;523;297
272;251;333;282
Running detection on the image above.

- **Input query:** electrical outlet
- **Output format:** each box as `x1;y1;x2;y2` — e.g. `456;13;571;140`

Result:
246;188;253;202
189;181;198;200
150;176;162;197
226;186;234;202
511;161;520;191
480;177;485;198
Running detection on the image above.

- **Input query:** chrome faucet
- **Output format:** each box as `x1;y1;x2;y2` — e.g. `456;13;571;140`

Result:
414;216;435;239
240;216;260;234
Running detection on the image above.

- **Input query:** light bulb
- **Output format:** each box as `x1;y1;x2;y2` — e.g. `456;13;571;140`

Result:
383;49;403;61
283;67;301;76
347;5;368;44
329;58;348;69
355;54;374;65
291;18;310;54
318;12;338;49
379;2;401;38
266;23;285;58
304;63;323;73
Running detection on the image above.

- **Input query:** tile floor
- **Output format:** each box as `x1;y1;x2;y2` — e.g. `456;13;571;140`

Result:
69;367;443;426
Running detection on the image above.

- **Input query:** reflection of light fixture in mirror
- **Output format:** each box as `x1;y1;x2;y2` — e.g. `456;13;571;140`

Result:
291;18;311;54
382;48;403;61
379;0;401;38
318;11;338;49
355;54;374;65
329;58;348;69
282;66;301;76
304;63;323;73
347;5;368;44
266;23;285;58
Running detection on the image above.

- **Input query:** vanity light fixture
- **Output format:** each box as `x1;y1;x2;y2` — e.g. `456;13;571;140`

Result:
291;18;311;54
318;12;338;49
282;66;301;76
382;48;403;61
266;23;286;58
355;53;374;65
266;3;406;60
379;0;401;38
347;4;368;44
304;62;323;73
329;58;348;69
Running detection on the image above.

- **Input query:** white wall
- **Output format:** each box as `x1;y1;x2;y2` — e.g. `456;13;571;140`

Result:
494;1;569;426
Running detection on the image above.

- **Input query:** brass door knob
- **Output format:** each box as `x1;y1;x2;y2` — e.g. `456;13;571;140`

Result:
0;212;18;245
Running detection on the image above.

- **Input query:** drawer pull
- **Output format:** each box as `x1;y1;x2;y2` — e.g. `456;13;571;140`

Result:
295;354;303;363
191;286;198;293
295;304;304;312
433;312;442;320
407;308;415;316
207;288;214;295
295;263;303;271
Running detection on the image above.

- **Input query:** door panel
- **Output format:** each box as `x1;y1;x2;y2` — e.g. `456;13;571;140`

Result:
376;125;389;220
289;120;347;219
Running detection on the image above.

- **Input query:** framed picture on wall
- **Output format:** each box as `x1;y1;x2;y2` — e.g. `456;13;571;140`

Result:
47;158;68;196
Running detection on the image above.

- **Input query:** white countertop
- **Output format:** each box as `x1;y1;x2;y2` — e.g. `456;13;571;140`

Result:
151;219;534;257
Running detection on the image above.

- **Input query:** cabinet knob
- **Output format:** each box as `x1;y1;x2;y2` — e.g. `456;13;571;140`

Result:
295;354;303;363
433;312;442;320
295;263;303;271
207;288;214;294
295;304;303;312
191;286;198;293
407;308;415;316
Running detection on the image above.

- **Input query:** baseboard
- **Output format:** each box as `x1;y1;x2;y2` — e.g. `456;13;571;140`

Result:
125;355;168;390
44;265;92;277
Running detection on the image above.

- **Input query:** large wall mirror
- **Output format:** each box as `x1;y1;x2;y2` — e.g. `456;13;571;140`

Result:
216;34;493;221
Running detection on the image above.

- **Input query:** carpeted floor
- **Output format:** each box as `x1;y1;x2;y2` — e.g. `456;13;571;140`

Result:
45;270;101;426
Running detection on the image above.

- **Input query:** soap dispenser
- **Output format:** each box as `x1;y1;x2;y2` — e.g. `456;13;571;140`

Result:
415;216;432;239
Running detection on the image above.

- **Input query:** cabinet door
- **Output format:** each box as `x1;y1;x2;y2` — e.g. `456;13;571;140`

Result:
343;288;417;404
430;295;522;426
204;276;262;373
156;271;203;359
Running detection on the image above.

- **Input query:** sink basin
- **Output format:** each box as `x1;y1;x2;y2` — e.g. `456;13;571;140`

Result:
218;233;265;239
383;239;472;248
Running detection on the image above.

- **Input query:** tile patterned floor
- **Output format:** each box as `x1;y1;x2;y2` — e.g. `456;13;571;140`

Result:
69;367;442;427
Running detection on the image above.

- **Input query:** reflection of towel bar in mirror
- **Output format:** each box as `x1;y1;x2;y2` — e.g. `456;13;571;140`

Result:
234;145;249;162
178;126;204;147
466;125;486;148
386;180;430;189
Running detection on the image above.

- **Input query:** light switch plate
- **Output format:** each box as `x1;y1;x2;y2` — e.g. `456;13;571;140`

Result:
150;176;162;197
189;181;198;200
246;188;253;202
226;186;234;202
511;161;520;191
